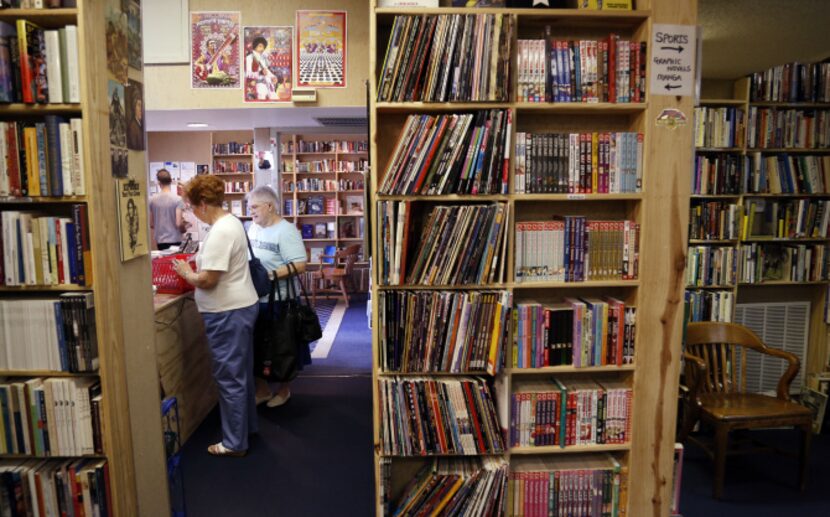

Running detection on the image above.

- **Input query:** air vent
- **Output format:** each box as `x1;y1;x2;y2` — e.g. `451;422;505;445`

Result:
313;117;368;128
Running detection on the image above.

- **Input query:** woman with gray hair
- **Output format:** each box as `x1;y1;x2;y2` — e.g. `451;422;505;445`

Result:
246;185;310;407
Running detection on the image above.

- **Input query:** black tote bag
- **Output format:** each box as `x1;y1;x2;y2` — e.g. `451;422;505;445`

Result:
253;276;300;382
286;262;323;343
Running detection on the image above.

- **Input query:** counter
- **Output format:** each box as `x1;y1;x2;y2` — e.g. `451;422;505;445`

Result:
153;292;218;443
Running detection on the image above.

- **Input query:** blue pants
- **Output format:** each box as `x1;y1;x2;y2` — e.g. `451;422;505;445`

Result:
201;302;259;451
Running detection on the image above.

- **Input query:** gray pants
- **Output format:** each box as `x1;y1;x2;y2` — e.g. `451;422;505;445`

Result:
201;302;259;451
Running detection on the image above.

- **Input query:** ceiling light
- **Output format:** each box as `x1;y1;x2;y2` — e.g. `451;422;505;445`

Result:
187;122;208;128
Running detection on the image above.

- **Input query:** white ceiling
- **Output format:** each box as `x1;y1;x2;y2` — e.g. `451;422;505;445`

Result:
146;0;829;131
145;106;367;132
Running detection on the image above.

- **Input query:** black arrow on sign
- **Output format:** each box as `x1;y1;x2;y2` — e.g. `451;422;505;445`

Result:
661;45;684;53
665;84;681;91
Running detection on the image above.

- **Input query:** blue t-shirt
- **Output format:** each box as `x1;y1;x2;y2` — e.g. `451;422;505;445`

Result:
248;219;307;301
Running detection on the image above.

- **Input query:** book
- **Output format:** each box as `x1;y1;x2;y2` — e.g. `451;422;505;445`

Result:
313;222;326;239
306;196;324;215
301;224;313;239
345;194;364;215
16;19;48;104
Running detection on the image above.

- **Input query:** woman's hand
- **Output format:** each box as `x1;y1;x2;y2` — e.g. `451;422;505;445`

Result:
172;259;192;281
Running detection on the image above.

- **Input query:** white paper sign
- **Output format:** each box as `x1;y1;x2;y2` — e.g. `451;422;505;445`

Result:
650;24;696;97
179;162;196;183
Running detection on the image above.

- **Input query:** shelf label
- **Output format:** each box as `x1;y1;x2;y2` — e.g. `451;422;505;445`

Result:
567;194;586;200
650;24;696;97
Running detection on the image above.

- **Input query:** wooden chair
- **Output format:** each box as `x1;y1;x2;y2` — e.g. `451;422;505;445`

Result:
310;244;361;308
679;321;813;499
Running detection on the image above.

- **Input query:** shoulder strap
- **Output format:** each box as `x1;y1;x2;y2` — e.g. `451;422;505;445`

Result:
287;262;312;306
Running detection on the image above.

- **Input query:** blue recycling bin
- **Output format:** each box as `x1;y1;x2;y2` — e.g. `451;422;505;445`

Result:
162;397;187;517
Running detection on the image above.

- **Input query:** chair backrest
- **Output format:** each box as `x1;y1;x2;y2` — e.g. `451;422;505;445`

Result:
336;244;361;274
685;321;800;398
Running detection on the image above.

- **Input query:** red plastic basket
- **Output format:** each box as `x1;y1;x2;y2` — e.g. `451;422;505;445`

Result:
152;254;196;294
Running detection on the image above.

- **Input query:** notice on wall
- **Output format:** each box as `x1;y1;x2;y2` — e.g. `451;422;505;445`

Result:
649;24;696;97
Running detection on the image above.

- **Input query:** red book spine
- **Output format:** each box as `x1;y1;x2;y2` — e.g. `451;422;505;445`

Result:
462;380;487;453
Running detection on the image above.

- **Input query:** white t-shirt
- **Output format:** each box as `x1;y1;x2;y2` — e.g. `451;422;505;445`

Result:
248;219;307;301
195;214;258;313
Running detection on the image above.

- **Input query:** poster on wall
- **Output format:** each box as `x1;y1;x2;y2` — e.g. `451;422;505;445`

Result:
115;177;149;262
191;12;241;89
108;79;128;177
127;0;142;70
243;26;293;102
125;80;145;150
296;10;346;88
105;0;129;82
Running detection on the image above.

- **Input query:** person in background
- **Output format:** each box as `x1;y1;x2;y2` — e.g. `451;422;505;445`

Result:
149;169;186;250
172;175;259;457
247;185;309;408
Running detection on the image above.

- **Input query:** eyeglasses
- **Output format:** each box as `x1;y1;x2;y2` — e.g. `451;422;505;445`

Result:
250;203;271;211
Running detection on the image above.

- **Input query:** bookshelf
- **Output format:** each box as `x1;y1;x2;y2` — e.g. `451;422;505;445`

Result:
688;67;830;376
211;130;254;217
0;1;168;515
279;132;368;266
370;1;695;515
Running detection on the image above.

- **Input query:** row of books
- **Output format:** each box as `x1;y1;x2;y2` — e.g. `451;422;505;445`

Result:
285;178;338;192
694;107;746;149
290;196;344;216
0;458;111;517
511;377;632;448
508;455;626;517
514;218;640;283
685;246;737;287
514;131;643;194
749;61;830;104
742;198;830;240
0;21;80;104
513;300;635;369
0;117;85;197
746;107;829;149
212;160;252;173
386;458;507;517
335;141;368;153
746;153;830;195
689;201;741;241
0;294;98;373
300;222;336;240
0;377;101;457
287;159;369;173
518;34;646;104
377;14;513;102
1;207;91;287
223;181;251;194
380;110;511;196
294;159;336;173
296;140;335;153
379;202;509;286
378;290;511;374
691;154;742;195
379;376;505;456
211;141;251;155
1;2;78;8
739;243;830;284
685;290;734;323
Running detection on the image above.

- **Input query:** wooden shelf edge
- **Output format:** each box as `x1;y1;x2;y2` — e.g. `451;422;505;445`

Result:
507;365;635;375
0;196;87;203
374;6;650;20
510;444;631;455
0;284;91;292
0;370;99;377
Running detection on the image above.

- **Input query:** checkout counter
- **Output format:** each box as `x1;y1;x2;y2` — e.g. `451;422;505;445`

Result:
153;292;217;443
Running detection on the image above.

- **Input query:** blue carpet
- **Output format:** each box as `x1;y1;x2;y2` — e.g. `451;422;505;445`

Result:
305;294;372;375
307;299;337;354
680;429;830;516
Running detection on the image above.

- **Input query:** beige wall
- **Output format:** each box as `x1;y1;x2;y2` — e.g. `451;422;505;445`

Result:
148;131;213;164
145;0;369;110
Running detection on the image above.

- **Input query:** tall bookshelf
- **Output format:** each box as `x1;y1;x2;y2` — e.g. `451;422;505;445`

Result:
0;2;167;515
211;129;254;217
369;1;695;515
689;70;830;377
279;133;368;264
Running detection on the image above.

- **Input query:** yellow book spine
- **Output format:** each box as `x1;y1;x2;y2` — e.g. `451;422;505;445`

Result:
24;127;40;196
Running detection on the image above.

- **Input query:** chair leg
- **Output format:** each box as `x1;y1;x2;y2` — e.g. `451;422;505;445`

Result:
339;279;349;307
713;424;729;499
798;422;812;492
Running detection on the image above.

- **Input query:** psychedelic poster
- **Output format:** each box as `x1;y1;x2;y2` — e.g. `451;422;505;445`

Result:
191;12;240;89
296;11;346;88
105;0;128;82
127;0;142;70
115;177;149;262
243;26;293;102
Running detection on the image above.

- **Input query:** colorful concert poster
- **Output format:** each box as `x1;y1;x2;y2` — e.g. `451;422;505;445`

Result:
105;0;128;82
243;26;293;102
191;12;241;89
296;11;346;88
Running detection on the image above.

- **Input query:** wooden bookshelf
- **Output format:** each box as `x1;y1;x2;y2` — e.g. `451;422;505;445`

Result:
370;1;694;515
0;2;170;514
279;132;367;269
210;130;254;217
689;70;830;377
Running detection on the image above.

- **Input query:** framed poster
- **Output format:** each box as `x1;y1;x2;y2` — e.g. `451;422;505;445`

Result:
243;26;293;102
296;10;346;88
191;12;241;89
115;177;149;262
127;0;142;70
125;80;145;150
106;0;128;82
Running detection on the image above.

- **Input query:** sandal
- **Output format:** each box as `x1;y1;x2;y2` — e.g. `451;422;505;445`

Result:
266;390;291;408
207;442;246;457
